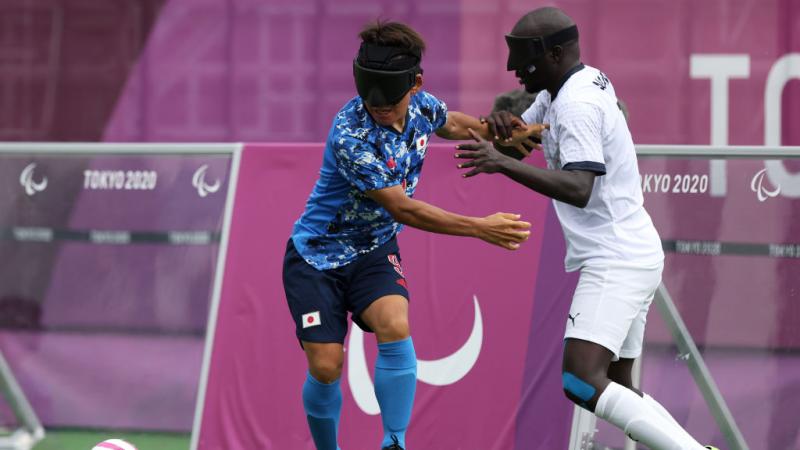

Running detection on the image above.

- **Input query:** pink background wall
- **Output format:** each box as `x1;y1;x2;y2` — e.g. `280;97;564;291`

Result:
1;0;797;146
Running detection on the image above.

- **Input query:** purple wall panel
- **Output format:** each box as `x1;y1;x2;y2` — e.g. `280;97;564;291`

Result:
0;0;798;145
103;0;464;143
0;0;165;141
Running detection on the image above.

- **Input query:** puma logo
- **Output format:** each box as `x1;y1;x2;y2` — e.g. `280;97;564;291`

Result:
568;312;581;326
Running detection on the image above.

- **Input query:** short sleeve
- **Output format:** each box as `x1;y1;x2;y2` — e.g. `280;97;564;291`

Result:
556;102;606;175
417;91;448;130
333;137;402;192
521;93;546;125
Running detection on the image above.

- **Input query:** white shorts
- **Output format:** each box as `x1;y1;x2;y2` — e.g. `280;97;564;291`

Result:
564;260;663;360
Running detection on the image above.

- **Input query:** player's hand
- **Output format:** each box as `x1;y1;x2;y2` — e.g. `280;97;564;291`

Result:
480;111;525;141
499;122;548;149
523;123;549;140
495;137;542;158
455;128;512;177
476;212;532;250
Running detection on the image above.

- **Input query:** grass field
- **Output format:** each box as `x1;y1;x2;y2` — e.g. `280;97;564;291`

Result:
33;429;190;450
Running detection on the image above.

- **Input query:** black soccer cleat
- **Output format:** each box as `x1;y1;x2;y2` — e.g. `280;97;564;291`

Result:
381;434;404;450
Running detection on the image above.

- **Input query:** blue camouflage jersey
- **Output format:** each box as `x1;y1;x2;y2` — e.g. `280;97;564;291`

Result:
291;91;448;270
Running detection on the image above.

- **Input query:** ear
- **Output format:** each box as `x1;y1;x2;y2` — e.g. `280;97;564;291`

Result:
410;73;424;94
550;45;563;63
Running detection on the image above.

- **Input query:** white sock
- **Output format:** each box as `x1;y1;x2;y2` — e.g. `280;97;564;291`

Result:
643;393;684;430
595;382;705;450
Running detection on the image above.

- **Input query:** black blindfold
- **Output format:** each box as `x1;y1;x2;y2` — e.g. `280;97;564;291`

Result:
505;25;579;71
353;43;422;107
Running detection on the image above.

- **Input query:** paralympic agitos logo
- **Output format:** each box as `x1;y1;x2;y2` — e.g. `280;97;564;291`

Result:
750;168;781;202
192;165;221;198
19;163;48;196
347;295;483;415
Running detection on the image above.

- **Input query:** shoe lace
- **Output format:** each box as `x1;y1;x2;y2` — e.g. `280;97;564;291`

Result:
383;434;403;450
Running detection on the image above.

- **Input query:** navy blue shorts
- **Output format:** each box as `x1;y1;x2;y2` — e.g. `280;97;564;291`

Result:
282;237;410;345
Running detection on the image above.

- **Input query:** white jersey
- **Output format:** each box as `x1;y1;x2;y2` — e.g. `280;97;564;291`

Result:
521;64;663;271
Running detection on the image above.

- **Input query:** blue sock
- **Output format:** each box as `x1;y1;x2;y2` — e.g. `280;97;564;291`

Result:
374;337;417;449
302;372;342;450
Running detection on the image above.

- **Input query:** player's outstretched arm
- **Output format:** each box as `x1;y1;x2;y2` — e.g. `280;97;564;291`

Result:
437;111;546;156
365;185;531;250
455;129;595;208
434;111;491;141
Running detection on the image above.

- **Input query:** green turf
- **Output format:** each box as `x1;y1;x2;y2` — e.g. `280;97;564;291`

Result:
33;429;190;450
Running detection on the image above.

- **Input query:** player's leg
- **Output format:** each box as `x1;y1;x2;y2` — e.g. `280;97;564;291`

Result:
564;339;707;450
613;287;700;439
360;295;415;450
283;239;348;450
302;342;345;450
349;239;415;450
607;358;637;393
562;338;613;410
608;356;685;427
608;357;692;434
563;263;707;450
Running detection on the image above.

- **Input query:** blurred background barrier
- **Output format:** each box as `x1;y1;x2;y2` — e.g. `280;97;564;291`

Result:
0;143;239;450
0;143;798;449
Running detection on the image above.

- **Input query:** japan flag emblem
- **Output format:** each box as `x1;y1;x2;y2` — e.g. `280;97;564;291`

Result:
302;311;321;328
416;135;428;151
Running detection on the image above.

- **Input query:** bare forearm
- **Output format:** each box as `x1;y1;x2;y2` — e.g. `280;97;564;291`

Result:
435;111;492;140
499;159;592;207
391;198;481;236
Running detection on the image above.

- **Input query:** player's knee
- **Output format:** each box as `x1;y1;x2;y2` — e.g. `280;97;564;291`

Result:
562;371;598;408
304;343;344;380
308;356;343;383
562;356;607;385
373;315;410;342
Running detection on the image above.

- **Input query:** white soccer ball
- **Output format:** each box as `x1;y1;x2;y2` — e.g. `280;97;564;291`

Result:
92;439;137;450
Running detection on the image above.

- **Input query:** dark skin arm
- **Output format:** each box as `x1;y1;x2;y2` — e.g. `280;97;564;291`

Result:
455;129;596;208
482;110;526;141
482;111;542;159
